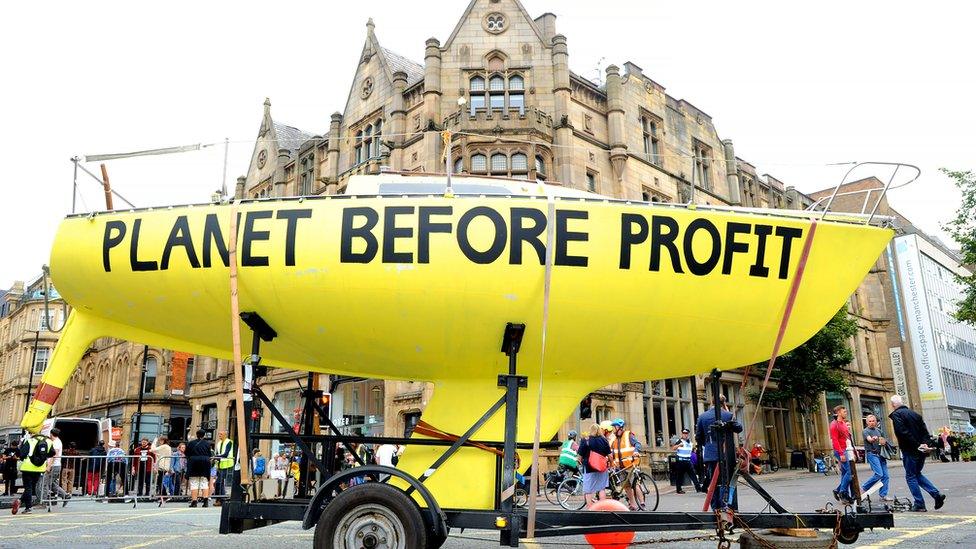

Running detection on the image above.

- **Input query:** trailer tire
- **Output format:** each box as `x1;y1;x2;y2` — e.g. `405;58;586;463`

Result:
313;483;428;549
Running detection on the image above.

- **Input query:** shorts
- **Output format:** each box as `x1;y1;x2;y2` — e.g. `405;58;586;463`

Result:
189;477;209;490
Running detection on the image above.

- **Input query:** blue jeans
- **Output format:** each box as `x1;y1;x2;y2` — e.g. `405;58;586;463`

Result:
834;451;852;498
902;453;940;508
861;452;889;497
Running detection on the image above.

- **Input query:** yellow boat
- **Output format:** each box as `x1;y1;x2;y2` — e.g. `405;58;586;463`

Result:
22;174;893;509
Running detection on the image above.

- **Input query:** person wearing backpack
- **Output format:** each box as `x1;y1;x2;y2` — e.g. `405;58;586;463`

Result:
251;448;267;499
12;432;54;515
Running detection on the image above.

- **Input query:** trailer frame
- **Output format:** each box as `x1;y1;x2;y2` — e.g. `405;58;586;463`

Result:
219;313;893;547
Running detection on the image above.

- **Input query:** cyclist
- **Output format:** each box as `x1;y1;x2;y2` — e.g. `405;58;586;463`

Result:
558;430;581;474
749;442;765;474
608;418;643;510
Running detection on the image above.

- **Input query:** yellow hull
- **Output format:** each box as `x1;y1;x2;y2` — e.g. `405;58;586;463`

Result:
23;195;892;509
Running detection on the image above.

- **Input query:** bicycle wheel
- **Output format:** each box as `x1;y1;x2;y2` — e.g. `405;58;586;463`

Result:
634;472;659;511
556;477;586;511
769;458;779;473
544;474;563;505
514;487;528;508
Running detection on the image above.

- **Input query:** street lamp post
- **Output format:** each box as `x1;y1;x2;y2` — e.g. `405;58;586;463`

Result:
24;330;40;414
133;344;149;445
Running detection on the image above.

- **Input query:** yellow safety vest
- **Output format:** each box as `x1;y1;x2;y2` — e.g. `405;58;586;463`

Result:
611;430;638;469
20;436;50;473
217;439;235;469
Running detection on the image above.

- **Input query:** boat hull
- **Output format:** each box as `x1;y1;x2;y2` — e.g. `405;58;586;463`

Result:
24;195;893;509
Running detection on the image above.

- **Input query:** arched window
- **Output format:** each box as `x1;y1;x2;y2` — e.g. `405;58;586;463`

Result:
471;154;487;172
142;356;158;395
363;124;372;161
453;157;463;174
491;153;507;173
468;72;526;116
511;153;528;178
535;155;546;178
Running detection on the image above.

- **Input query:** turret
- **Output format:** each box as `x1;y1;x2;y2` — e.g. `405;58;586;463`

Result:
327;112;342;194
606;64;627;191
391;71;408;170
722;139;741;205
551;35;573;185
235;176;246;200
423;38;442;125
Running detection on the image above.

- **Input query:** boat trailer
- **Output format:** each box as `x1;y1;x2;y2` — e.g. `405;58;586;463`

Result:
219;314;894;547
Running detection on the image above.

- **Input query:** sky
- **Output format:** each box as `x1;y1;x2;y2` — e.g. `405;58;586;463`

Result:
1;0;972;288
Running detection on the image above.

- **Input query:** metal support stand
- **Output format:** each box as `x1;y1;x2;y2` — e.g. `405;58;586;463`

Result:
498;323;526;548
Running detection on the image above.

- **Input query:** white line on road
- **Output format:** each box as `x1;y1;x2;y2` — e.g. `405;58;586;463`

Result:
859;516;976;548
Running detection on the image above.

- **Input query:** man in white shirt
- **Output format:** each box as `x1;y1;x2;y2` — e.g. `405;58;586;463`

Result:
374;444;401;481
44;428;70;505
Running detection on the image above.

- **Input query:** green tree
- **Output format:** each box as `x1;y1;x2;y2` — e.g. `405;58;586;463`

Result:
749;307;857;468
941;168;976;326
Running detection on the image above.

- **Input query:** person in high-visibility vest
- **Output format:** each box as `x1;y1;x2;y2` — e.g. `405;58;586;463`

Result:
214;431;235;504
558;430;580;473
13;433;54;515
608;418;644;510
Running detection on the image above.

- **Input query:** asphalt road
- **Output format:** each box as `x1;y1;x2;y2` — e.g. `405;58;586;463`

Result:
2;460;974;548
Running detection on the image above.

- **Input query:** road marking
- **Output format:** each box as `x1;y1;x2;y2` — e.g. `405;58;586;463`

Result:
859;516;976;548
20;508;187;539
120;530;209;549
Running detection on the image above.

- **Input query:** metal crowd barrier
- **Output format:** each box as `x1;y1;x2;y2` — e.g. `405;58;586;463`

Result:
27;453;305;510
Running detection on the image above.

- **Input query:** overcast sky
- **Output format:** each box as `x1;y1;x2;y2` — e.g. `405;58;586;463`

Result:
2;0;971;288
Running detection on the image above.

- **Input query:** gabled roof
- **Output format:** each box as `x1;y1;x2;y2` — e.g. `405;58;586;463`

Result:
273;122;314;153
381;47;424;86
443;0;548;50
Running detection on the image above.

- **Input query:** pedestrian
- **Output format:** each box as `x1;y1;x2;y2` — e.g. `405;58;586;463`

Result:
670;428;701;494
131;438;155;497
829;405;854;505
2;440;19;496
214;430;235;504
860;414;892;501
251;448;266;499
374;443;401;482
695;394;742;510
105;440;126;497
44;428;71;506
152;437;172;497
938;427;951;463
12;431;55;515
578;422;612;508
948;432;961;462
269;451;287;497
61;441;79;496
171;443;186;496
86;441;106;496
889;395;946;512
185;429;213;507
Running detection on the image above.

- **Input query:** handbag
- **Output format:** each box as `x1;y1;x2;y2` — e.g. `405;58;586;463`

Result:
879;443;895;460
587;452;608;472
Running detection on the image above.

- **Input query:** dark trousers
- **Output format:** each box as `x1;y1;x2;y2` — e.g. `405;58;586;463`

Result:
136;468;151;496
21;471;42;510
3;472;17;496
703;460;739;510
673;459;701;492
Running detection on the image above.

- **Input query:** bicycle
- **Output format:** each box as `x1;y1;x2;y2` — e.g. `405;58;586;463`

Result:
556;458;658;512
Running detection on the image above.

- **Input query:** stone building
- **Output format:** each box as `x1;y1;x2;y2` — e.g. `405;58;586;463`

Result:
0;275;192;446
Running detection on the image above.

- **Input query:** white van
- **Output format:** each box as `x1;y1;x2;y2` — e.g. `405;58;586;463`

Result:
41;417;113;455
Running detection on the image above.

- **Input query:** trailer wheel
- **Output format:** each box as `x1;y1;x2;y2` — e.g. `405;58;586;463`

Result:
313;483;428;549
836;527;860;545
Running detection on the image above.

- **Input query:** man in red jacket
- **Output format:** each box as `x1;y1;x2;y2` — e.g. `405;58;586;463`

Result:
829;405;854;504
